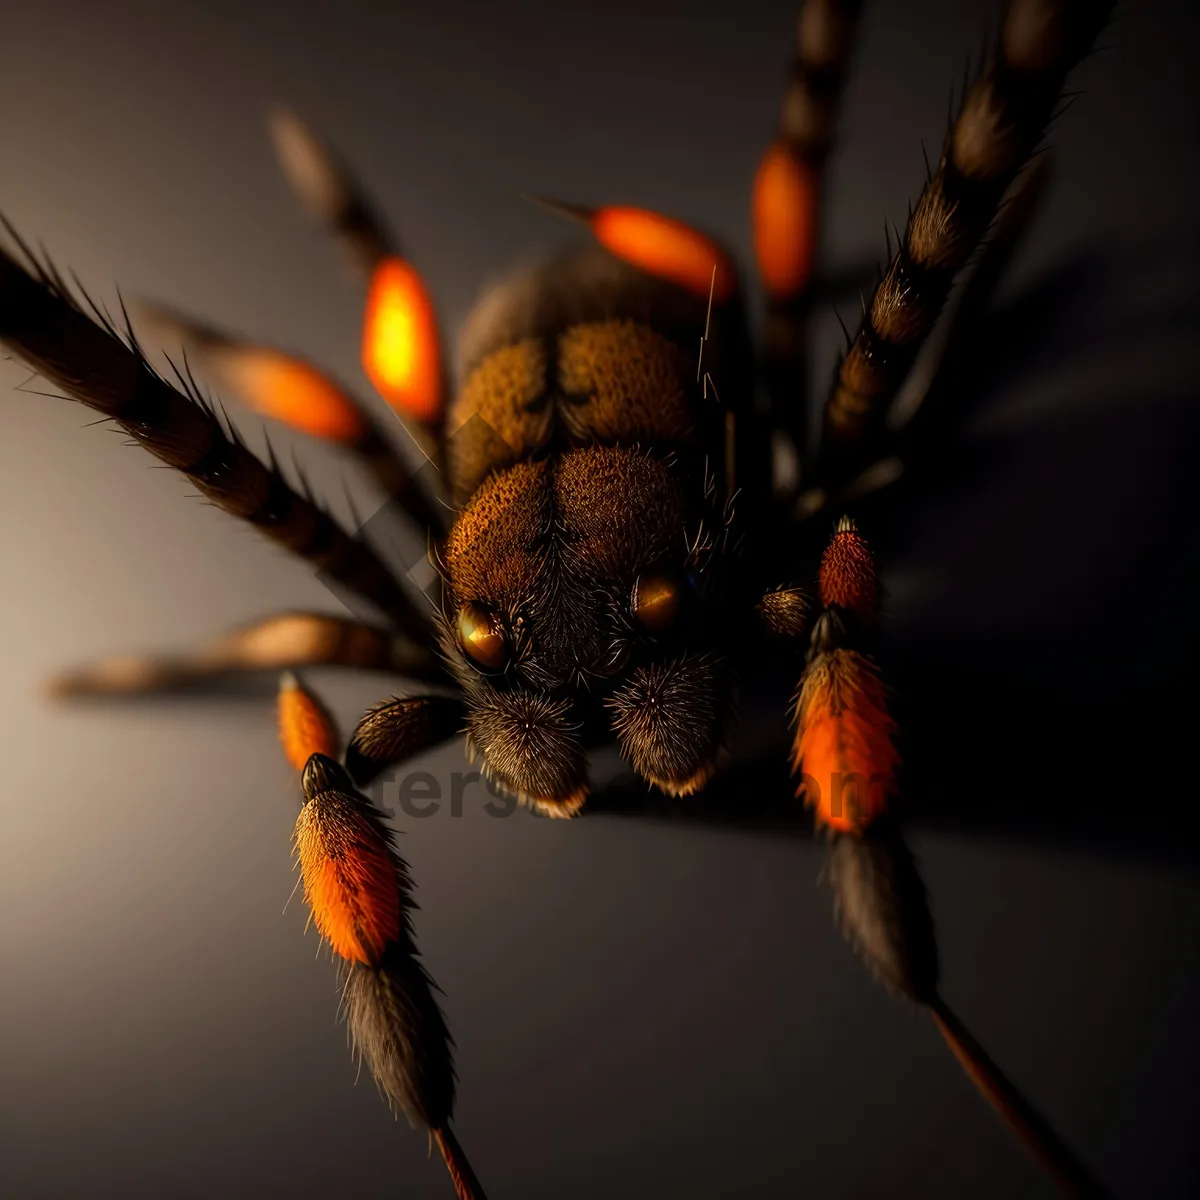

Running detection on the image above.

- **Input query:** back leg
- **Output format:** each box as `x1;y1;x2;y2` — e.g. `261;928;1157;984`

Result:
754;0;863;461
137;300;448;535
268;108;447;461
814;0;1114;488
0;232;431;642
792;520;1108;1195
48;611;446;700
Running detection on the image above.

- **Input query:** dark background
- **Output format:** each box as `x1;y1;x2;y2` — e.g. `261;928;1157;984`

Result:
2;1;1198;1197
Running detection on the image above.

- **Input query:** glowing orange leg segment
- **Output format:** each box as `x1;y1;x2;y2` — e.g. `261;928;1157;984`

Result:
223;346;366;442
752;142;818;299
277;671;340;770
792;518;897;834
293;760;403;967
792;648;898;833
525;195;736;302
362;256;444;425
592;205;735;301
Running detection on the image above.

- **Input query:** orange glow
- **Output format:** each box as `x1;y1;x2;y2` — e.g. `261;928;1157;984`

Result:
592;206;735;302
223;349;365;443
294;790;402;965
277;672;339;770
752;143;817;299
792;649;898;834
819;526;877;618
362;256;443;424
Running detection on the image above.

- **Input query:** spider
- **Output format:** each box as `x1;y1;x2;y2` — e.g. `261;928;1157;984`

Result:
0;0;1133;1196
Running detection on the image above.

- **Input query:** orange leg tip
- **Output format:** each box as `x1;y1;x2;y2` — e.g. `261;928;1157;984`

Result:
278;672;340;770
591;205;735;302
752;142;818;300
223;348;366;444
362;256;443;424
819;523;877;618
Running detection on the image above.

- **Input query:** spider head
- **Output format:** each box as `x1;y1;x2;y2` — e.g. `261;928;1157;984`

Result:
438;445;734;814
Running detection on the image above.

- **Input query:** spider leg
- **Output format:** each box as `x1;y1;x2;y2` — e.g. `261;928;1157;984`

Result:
790;148;1054;531
754;0;863;461
888;150;1054;439
47;611;444;700
136;300;448;535
814;0;1113;488
278;678;486;1200
268;107;447;456
0;234;432;641
794;520;1107;1196
345;694;466;788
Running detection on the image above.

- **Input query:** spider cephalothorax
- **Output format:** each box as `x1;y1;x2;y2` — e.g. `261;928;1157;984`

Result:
438;436;738;811
0;2;1117;1197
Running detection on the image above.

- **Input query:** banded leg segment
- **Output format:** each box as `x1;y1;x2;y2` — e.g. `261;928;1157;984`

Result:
818;0;1113;480
48;611;443;699
268;106;396;281
136;301;447;534
346;695;465;787
276;677;485;1200
0;235;431;640
269;109;448;443
755;0;863;457
794;521;1106;1195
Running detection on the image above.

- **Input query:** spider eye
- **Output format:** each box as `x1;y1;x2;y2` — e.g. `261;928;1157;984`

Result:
631;570;688;632
458;602;508;669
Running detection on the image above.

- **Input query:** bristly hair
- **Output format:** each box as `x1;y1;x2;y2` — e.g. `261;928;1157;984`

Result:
819;0;1115;471
339;945;457;1130
296;756;458;1130
0;220;431;642
826;816;939;1004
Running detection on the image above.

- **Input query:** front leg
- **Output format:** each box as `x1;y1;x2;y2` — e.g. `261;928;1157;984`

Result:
793;519;1107;1197
278;674;485;1200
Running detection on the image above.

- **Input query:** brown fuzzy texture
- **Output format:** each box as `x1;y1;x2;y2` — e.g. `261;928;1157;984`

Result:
340;943;456;1129
607;655;726;796
757;587;811;639
464;691;589;811
446;341;548;504
0;240;426;638
827;820;939;1004
346;694;465;786
822;0;1113;454
557;318;694;443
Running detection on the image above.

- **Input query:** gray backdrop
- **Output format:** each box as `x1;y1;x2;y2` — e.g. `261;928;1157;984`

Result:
2;1;1198;1197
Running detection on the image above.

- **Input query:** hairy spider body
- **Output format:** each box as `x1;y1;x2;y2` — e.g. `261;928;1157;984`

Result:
0;1;1117;1196
439;246;758;814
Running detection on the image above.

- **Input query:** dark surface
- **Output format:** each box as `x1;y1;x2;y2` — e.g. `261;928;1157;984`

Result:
2;1;1198;1197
